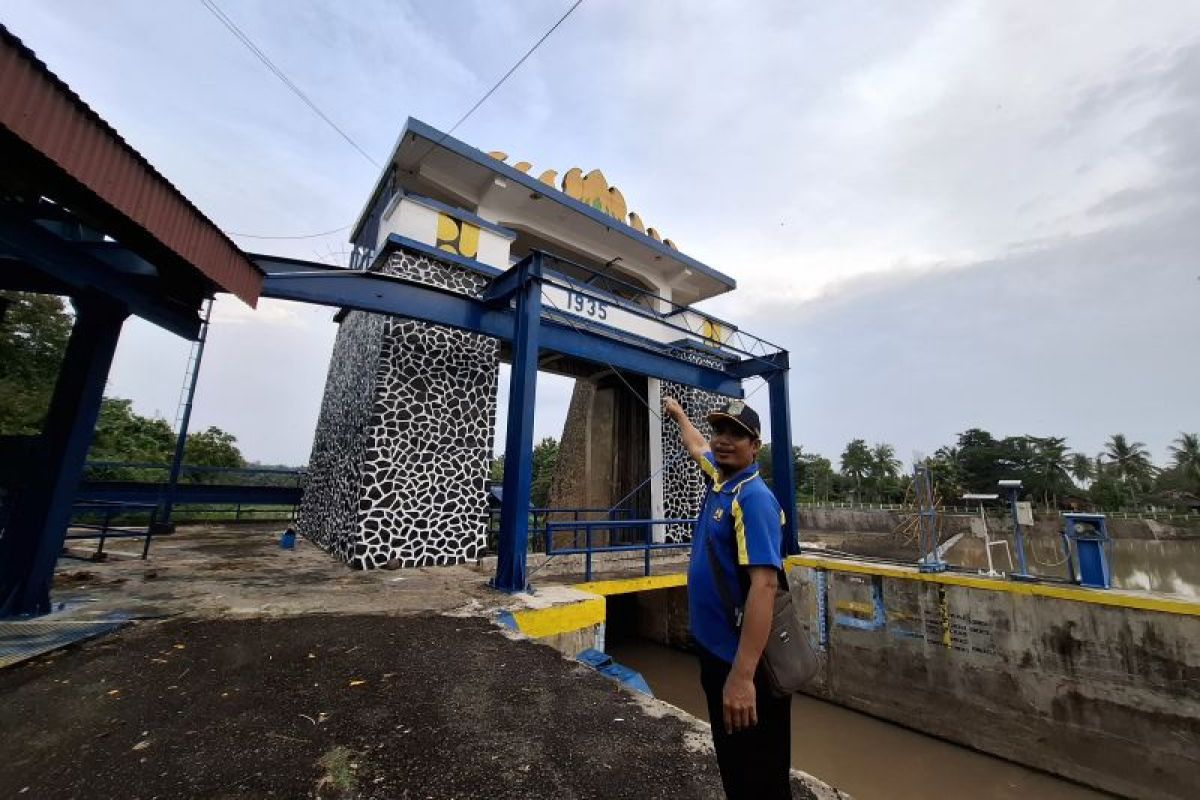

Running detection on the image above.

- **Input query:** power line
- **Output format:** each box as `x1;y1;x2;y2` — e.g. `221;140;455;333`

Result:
446;0;584;140
225;225;350;240
207;0;582;240
411;0;585;166
198;0;381;169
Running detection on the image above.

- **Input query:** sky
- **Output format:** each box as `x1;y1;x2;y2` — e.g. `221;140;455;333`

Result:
4;0;1198;468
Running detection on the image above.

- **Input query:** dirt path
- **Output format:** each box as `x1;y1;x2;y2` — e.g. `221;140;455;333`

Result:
1;614;739;799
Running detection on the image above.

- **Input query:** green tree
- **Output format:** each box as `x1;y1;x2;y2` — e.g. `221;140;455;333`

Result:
756;443;806;491
1104;434;1155;506
955;428;1009;493
1168;432;1200;492
1068;453;1095;486
86;398;245;483
926;446;964;500
1026;436;1072;509
182;426;245;482
488;454;504;482
867;442;901;501
798;453;835;501
840;439;872;501
0;292;72;435
529;437;559;509
1089;473;1126;512
756;442;773;486
88;398;175;480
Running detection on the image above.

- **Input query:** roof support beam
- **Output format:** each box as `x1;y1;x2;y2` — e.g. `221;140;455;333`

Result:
0;213;201;339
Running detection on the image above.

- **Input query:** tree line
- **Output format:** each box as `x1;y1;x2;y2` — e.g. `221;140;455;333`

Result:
759;428;1200;512
1;292;264;484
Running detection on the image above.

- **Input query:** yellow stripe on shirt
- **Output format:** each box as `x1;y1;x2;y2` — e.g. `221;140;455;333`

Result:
732;498;749;565
699;455;720;483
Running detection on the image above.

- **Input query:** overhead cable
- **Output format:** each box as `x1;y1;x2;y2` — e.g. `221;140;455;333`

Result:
410;0;585;167
224;225;351;240
198;0;381;169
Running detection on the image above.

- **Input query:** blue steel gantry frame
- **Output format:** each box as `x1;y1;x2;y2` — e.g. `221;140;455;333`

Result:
254;245;799;592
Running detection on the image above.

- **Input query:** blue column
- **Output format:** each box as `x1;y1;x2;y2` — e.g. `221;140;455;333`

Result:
766;367;799;555
493;255;543;592
0;297;127;616
1008;487;1032;579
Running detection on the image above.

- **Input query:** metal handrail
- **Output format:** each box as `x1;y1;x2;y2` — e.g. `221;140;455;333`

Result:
66;501;160;559
795;500;1200;521
544;518;697;580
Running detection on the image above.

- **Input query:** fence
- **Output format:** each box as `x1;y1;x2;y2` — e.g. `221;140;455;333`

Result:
797;500;1200;522
64;500;159;559
484;507;697;578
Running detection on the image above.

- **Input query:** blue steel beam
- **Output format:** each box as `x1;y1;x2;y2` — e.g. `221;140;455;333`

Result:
0;213;201;339
480;260;528;307
727;350;790;379
767;369;799;555
255;260;743;396
492;254;543;592
0;298;127;616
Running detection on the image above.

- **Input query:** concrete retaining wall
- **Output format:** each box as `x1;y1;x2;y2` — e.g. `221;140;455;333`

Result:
798;506;1200;539
788;556;1200;799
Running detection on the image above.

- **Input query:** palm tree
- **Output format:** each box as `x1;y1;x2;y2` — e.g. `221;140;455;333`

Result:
1104;434;1155;506
1169;432;1200;491
927;446;963;499
868;443;902;501
840;439;872;502
1068;453;1094;486
1029;436;1071;509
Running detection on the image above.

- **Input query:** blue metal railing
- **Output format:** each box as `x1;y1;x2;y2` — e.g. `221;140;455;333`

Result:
543;518;696;581
484;507;697;579
65;500;160;560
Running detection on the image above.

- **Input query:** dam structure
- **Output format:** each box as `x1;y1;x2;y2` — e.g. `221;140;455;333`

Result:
296;118;788;572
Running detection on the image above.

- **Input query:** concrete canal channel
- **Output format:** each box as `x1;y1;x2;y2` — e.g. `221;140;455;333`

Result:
508;551;1199;800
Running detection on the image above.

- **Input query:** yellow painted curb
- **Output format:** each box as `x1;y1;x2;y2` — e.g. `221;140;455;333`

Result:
786;554;1200;617
574;572;688;596
510;597;606;638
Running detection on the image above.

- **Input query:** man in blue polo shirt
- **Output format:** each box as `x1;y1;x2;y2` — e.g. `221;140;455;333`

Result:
663;396;790;800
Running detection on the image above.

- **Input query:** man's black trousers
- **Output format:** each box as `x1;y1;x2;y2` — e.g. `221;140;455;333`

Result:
698;647;793;800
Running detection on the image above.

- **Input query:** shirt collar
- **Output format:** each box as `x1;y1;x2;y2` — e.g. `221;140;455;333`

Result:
713;462;759;494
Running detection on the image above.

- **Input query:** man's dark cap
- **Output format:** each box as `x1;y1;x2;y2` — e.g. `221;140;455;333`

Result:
705;400;761;439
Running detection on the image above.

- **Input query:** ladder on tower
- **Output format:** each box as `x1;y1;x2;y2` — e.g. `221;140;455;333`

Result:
159;297;214;528
173;297;213;436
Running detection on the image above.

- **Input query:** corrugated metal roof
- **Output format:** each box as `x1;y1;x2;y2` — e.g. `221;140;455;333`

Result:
0;25;262;306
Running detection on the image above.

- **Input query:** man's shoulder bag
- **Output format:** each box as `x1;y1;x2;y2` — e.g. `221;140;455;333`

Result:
703;512;819;697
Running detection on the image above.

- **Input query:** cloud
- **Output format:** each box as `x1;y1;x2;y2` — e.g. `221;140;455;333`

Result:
6;1;1198;469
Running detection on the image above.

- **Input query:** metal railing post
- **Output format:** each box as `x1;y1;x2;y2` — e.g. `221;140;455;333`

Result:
585;524;593;581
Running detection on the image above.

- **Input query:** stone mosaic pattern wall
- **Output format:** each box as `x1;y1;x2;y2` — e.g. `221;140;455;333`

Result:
661;350;730;542
295;310;386;562
299;246;499;569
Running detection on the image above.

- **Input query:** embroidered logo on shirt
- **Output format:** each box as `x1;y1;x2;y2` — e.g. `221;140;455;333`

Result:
712;508;724;522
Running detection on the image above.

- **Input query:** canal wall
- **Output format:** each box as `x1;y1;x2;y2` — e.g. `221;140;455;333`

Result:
788;555;1200;800
509;560;1200;798
798;506;1200;539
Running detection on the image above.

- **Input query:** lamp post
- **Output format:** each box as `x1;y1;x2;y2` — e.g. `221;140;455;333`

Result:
999;478;1033;580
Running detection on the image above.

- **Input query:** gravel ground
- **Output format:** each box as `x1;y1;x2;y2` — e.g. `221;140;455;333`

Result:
0;613;817;799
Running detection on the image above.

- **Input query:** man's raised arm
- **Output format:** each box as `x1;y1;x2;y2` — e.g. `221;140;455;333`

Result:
663;396;709;465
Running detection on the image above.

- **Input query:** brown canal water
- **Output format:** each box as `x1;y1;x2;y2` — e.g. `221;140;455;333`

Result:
606;639;1111;800
944;537;1200;598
